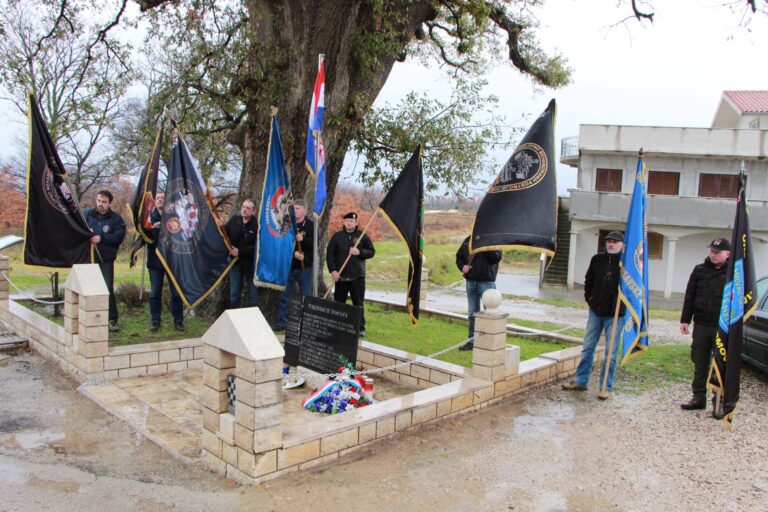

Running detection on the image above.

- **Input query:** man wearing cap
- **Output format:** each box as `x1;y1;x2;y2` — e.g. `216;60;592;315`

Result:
562;231;626;399
679;237;731;417
326;212;376;337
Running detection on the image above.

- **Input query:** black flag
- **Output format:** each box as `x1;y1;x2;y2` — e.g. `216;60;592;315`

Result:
128;124;164;268
470;99;557;256
156;135;235;307
708;169;757;426
129;124;164;243
23;93;92;267
378;148;424;324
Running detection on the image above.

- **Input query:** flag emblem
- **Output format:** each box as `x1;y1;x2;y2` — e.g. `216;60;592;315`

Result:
490;143;548;192
267;185;291;237
162;182;207;252
42;168;75;214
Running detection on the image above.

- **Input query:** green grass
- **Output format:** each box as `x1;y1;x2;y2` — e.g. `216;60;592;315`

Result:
368;239;539;288
617;344;692;390
507;317;585;338
366;303;569;368
22;300;212;347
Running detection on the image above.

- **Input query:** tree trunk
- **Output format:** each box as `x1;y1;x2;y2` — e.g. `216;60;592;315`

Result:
198;0;427;321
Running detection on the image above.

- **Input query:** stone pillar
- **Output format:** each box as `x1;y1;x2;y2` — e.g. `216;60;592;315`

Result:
664;238;677;299
201;308;284;484
0;256;9;308
567;231;578;289
472;290;512;382
63;264;109;374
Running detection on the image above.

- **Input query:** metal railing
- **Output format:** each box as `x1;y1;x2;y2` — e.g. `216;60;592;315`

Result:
560;136;579;160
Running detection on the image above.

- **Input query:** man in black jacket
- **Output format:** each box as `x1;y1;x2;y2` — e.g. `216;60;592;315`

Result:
276;199;314;330
147;192;185;332
679;237;731;415
326;212;375;337
85;190;126;332
224;199;259;308
455;235;502;350
562;231;626;399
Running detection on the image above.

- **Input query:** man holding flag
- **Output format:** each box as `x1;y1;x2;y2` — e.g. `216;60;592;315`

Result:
562;232;626;399
679;238;731;413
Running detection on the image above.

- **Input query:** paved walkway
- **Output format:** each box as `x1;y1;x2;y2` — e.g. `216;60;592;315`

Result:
79;366;416;464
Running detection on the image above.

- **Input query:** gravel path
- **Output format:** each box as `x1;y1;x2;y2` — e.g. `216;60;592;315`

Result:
3;351;767;511
368;286;690;345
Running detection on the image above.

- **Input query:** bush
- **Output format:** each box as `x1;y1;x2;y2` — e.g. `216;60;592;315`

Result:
115;282;148;307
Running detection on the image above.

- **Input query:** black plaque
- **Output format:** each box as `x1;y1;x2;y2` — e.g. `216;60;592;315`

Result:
282;295;361;374
283;293;305;367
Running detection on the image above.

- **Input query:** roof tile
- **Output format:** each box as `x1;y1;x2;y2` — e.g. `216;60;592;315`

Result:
724;90;768;113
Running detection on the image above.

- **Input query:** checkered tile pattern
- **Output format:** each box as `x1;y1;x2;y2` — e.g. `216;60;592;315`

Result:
227;375;236;414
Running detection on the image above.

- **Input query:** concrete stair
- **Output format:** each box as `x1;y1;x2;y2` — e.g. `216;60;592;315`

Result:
543;209;571;287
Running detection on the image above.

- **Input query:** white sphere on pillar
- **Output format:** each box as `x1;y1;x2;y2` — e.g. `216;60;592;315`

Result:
481;289;502;312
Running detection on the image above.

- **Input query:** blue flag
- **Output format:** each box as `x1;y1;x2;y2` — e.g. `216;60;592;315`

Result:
619;156;649;363
254;113;295;289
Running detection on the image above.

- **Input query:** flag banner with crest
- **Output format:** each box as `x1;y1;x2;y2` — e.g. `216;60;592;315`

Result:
156;135;235;307
306;56;325;179
470;99;558;256
129;124;164;244
255;112;296;290
313;133;327;217
619;156;650;364
708;170;757;426
23;93;92;267
378;147;424;325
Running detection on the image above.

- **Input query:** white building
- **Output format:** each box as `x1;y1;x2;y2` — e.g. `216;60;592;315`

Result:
559;91;768;297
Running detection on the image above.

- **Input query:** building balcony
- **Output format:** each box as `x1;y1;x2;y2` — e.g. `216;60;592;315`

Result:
560;136;579;165
568;189;768;231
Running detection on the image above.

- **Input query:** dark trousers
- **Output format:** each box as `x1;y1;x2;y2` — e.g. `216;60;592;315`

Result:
691;323;717;401
149;267;184;326
277;267;313;327
97;261;118;323
334;277;366;330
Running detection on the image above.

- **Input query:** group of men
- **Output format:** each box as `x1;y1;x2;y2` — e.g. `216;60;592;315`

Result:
85;190;375;337
457;228;734;416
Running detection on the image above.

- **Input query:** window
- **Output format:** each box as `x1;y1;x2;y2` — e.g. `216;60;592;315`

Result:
648;171;680;196
698;174;739;199
595;168;622;192
648;233;663;259
597;230;663;260
749;119;760;129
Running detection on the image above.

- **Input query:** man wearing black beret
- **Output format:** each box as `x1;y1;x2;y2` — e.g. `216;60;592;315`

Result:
326;211;376;337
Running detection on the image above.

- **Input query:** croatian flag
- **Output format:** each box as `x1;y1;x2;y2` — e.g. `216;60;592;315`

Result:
305;56;325;179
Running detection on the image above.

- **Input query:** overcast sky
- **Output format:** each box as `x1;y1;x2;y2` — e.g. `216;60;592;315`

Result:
360;0;768;195
2;1;767;197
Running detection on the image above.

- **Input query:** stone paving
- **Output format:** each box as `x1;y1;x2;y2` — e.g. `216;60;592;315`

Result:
80;366;417;464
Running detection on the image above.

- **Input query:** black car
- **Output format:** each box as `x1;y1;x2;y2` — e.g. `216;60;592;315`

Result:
743;275;768;373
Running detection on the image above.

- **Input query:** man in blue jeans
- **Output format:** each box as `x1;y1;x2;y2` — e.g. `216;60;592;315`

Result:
224;199;259;308
147;192;185;332
275;199;314;330
455;235;502;351
562;231;626;400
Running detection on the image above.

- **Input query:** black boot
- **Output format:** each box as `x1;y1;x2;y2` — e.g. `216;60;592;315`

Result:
680;397;705;410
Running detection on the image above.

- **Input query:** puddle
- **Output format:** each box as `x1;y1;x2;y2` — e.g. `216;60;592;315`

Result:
12;431;66;450
27;476;81;494
513;402;575;448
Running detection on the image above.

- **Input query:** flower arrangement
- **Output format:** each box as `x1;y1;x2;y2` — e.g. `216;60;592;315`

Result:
302;368;374;415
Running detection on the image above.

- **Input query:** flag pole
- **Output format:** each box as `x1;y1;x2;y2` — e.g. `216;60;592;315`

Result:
323;208;379;300
312;53;325;297
600;295;622;395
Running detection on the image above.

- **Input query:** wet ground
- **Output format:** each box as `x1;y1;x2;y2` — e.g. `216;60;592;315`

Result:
2;349;767;511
